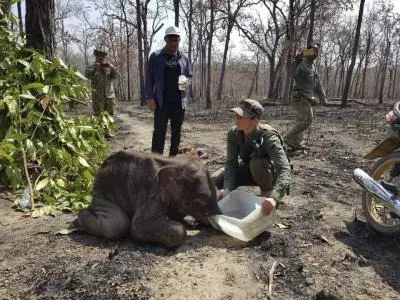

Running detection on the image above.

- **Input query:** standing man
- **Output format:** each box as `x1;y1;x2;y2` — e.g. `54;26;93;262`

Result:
212;99;292;216
85;49;117;116
284;44;327;150
145;26;192;156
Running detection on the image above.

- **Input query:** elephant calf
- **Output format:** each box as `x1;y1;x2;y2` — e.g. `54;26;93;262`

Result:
77;151;221;247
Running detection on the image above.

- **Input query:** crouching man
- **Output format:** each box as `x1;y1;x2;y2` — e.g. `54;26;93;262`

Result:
212;99;292;215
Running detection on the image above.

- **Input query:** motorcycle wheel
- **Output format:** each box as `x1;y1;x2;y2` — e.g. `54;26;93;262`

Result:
362;151;400;235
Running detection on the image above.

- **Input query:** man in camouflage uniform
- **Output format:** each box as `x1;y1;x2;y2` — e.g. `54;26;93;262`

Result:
85;49;117;116
284;44;327;150
212;99;292;215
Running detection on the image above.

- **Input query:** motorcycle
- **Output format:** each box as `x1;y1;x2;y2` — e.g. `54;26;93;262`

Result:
353;102;400;235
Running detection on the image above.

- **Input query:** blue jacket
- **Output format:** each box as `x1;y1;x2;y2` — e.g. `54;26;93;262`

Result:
145;48;192;109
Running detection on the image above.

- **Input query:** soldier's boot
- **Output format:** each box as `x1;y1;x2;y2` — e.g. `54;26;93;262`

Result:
284;139;304;150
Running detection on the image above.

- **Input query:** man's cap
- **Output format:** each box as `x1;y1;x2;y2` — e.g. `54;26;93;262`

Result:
231;99;264;119
94;49;108;57
164;26;181;37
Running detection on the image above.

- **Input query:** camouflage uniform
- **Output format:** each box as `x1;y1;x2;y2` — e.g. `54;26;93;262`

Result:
85;54;117;116
284;59;327;149
212;99;292;202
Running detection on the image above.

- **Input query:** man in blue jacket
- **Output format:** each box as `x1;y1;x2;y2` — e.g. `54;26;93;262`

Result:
145;26;192;156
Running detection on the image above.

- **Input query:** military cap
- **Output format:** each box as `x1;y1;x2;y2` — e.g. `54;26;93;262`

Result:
93;49;108;57
231;99;264;119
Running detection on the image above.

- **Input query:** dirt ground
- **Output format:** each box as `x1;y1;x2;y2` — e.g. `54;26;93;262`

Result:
1;101;400;300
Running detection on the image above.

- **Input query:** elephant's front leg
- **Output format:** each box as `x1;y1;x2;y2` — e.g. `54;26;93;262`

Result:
131;215;187;248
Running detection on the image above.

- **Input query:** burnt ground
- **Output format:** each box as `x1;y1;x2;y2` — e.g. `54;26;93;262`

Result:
1;101;400;299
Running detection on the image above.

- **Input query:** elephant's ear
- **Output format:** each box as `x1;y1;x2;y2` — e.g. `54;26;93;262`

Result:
157;166;183;204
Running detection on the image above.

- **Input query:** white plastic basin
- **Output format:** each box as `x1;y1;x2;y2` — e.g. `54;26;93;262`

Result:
208;190;276;242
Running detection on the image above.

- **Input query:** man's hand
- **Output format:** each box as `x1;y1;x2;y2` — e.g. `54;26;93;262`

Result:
181;82;189;90
147;99;156;112
262;198;277;215
217;189;230;201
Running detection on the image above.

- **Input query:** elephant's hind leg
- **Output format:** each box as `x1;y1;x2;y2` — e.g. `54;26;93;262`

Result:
78;199;130;240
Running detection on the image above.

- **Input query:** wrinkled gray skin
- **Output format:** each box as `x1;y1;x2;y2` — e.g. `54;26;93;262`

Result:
77;151;221;247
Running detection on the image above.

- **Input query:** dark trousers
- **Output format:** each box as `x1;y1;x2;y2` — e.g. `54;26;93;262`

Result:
212;158;274;192
151;102;185;156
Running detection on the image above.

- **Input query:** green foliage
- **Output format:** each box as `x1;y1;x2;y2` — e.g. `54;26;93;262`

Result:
0;20;114;214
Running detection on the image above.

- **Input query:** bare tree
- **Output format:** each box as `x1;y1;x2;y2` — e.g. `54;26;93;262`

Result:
360;28;373;98
141;0;166;72
216;0;255;100
75;26;93;66
378;2;397;104
341;0;365;107
17;1;23;34
282;0;295;104
180;0;194;97
55;0;81;65
206;0;215;108
307;0;316;46
236;0;286;99
134;0;145;104
174;0;179;27
247;50;260;98
119;0;135;102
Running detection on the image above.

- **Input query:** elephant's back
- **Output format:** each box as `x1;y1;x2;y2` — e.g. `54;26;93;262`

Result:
92;151;158;213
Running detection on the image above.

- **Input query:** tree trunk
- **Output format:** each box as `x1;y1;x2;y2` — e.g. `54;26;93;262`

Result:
388;69;393;99
341;0;365;107
255;57;259;95
332;65;339;97
17;3;23;34
391;49;399;99
379;40;391;104
307;0;316;46
324;62;330;96
136;0;145;105
206;0;214;109
174;0;179;27
202;44;206;98
187;0;194;98
361;33;371;99
60;19;69;65
283;0;295;104
307;3;316;45
352;57;363;98
141;1;149;76
273;72;282;100
120;1;131;102
248;56;260;98
267;56;276;99
217;22;233;100
25;0;55;59
373;66;381;99
117;18;126;101
263;56;267;97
